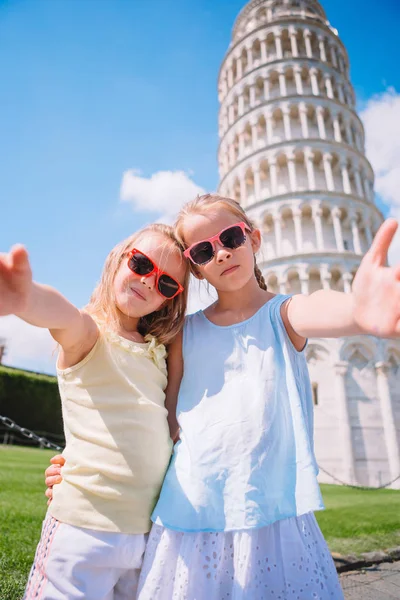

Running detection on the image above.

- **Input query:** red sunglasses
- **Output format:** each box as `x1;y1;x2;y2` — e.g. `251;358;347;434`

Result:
183;222;250;266
127;249;184;300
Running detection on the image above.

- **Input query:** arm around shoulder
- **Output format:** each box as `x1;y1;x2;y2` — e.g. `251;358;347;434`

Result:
165;330;184;443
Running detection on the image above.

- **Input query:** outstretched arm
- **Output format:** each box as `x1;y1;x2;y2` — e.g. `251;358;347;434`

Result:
286;219;400;340
165;331;184;443
0;245;97;351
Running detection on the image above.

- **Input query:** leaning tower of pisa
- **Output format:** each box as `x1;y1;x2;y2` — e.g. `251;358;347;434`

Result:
218;0;400;488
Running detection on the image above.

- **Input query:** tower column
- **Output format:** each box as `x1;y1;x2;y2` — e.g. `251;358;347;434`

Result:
251;119;258;148
350;214;362;254
289;27;299;57
236;57;243;80
304;29;313;58
246;44;253;70
310;68;320;95
312;204;324;250
375;362;400;488
299;103;309;138
239;170;247;205
332;113;342;142
334;362;356;485
264;76;270;100
354;168;363;197
261;39;268;63
323;153;335;191
294;65;303;94
316;106;326;139
275;32;283;59
340;160;352;194
282;106;292;140
269;157;278;194
292;208;303;252
304;148;316;190
278;68;287;96
324;74;334;99
253;163;261;200
318;35;327;62
332;207;345;251
287;152;297;192
273;212;283;255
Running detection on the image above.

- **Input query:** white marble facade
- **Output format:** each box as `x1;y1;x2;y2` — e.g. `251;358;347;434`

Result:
218;0;400;488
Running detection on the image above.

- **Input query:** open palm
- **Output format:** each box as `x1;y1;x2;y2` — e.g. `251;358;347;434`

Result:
0;245;33;316
352;219;400;337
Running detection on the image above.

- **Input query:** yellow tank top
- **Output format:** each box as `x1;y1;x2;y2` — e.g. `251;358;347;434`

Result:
49;328;172;534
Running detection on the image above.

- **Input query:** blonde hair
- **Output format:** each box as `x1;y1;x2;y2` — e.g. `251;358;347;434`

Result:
175;193;267;291
85;223;189;345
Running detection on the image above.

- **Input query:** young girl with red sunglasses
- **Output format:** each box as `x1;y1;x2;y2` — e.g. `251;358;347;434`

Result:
0;223;189;600
134;194;400;599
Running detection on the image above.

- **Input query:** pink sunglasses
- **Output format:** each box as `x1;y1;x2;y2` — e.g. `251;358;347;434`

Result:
183;222;249;266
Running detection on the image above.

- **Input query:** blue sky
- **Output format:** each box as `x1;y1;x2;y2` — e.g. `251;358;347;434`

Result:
0;0;399;372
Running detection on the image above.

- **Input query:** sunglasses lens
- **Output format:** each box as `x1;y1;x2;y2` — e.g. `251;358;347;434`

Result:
220;226;246;249
128;252;154;275
190;241;214;265
158;274;180;299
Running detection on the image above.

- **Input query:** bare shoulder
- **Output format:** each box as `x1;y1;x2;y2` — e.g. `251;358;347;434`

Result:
280;296;307;353
57;312;99;370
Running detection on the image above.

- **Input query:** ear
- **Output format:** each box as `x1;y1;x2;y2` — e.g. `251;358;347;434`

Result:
191;265;205;280
249;228;262;253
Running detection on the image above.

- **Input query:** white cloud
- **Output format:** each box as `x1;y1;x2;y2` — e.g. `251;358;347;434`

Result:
361;88;400;263
120;169;205;223
0;316;56;375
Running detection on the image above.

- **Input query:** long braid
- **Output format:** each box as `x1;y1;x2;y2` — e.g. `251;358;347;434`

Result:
254;259;267;291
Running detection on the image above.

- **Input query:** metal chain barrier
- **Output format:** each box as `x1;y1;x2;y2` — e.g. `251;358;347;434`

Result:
1;414;399;488
318;465;400;490
0;415;63;451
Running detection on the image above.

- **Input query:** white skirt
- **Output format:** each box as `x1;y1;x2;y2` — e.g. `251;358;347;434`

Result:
137;513;344;600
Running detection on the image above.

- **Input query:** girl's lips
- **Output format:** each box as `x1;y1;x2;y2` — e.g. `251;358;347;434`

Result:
221;265;239;276
131;287;146;301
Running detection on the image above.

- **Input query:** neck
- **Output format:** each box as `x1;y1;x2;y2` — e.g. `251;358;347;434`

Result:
116;309;141;336
215;276;268;313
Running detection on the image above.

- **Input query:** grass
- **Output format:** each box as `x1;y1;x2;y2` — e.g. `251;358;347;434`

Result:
0;446;53;600
0;447;399;599
317;483;400;555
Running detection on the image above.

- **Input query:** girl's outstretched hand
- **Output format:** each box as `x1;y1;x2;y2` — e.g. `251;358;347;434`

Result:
352;218;400;337
0;245;32;316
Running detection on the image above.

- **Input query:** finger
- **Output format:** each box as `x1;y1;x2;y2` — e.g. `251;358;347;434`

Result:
394;264;400;280
45;465;60;478
368;219;398;266
45;488;53;500
45;475;62;487
10;245;30;272
50;454;65;466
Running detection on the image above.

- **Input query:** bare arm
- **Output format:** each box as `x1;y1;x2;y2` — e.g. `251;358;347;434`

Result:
286;219;400;340
0;245;97;352
165;331;184;443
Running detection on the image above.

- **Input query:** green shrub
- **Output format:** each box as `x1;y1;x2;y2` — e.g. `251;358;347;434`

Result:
0;366;64;447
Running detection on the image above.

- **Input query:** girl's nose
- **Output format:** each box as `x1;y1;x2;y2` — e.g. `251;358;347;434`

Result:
215;242;232;264
141;273;156;290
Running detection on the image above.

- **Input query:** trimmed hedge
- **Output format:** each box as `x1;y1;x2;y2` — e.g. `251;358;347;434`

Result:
0;365;64;447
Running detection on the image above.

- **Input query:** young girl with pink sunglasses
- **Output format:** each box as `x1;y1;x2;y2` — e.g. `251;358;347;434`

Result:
135;194;400;599
0;224;189;600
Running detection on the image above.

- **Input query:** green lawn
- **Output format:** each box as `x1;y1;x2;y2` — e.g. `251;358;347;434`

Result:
0;446;53;600
0;447;399;600
317;482;400;555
